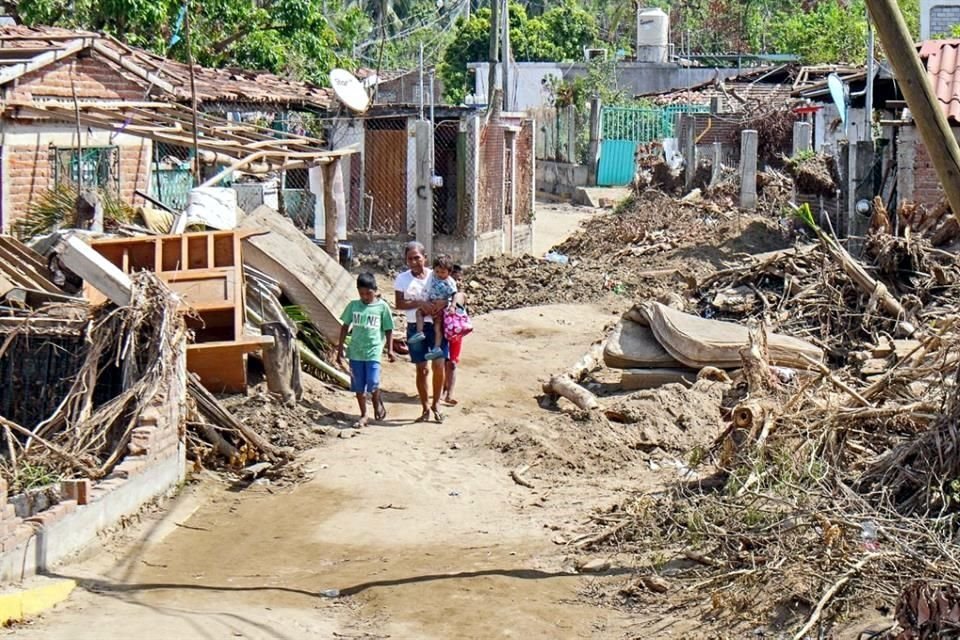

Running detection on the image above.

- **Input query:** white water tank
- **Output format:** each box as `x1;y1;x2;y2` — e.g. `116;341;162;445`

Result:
636;8;669;63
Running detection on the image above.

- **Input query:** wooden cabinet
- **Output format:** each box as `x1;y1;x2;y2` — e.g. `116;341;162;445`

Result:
87;230;271;392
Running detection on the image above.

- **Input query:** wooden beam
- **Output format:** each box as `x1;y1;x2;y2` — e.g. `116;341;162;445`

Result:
91;39;177;95
865;0;960;223
57;235;132;306
0;38;91;86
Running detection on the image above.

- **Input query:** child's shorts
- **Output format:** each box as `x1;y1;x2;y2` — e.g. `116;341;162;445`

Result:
349;360;381;394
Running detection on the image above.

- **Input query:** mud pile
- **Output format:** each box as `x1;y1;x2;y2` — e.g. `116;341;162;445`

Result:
467;190;790;315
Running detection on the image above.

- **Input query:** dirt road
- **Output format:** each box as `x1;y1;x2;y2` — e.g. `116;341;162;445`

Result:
8;302;642;640
532;200;600;256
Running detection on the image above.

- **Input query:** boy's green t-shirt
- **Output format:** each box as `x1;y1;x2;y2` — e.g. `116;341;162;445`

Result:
340;299;395;362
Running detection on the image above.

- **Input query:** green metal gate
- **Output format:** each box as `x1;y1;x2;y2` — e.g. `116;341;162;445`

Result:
597;104;710;186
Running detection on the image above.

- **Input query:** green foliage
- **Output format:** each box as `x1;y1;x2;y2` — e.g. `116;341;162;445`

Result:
439;1;598;104
12;184;138;240
768;0;868;64
284;305;333;359
14;0;367;84
17;463;61;492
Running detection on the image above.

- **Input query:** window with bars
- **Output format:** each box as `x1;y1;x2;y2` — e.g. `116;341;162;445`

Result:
52;147;119;193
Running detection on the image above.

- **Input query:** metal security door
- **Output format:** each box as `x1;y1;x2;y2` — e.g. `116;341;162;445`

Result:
596;105;710;186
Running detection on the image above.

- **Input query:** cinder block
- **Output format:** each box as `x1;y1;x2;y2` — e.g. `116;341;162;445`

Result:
61;479;91;506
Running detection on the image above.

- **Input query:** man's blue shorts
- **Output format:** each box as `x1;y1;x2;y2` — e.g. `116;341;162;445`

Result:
349;360;381;394
407;322;449;364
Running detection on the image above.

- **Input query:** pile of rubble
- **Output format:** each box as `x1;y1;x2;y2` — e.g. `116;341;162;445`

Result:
467;187;792;316
515;183;960;636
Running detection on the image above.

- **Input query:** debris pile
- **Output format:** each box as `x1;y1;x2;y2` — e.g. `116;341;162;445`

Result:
546;214;960;636
0;272;184;488
467;189;791;315
785;152;840;196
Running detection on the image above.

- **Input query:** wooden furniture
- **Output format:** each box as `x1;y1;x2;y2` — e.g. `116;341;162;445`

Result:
87;230;271;392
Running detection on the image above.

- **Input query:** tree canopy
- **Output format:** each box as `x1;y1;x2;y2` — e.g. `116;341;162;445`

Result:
439;0;598;103
11;0;369;84
0;0;928;94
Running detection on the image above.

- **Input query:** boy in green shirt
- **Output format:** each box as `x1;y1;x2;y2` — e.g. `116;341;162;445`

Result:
337;273;395;427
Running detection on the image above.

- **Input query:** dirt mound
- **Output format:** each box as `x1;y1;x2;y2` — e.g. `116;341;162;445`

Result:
220;384;331;452
603;380;727;451
465;189;791;315
486;380;728;475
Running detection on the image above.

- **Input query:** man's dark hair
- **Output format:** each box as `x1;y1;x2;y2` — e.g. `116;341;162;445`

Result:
357;272;378;291
433;254;454;271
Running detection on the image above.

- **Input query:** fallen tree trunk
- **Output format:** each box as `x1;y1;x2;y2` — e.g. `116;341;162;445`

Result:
542;375;598;411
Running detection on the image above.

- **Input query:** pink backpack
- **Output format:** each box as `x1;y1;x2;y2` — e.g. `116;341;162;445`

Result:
443;306;473;341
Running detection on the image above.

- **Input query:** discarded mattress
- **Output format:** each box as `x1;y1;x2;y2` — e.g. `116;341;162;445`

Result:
646;301;823;369
603;319;685;369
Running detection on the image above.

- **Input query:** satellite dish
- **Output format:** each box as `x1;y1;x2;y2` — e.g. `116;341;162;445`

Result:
330;68;370;113
827;73;848;125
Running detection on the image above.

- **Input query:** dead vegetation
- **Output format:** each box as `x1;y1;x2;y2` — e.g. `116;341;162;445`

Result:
548;216;960;637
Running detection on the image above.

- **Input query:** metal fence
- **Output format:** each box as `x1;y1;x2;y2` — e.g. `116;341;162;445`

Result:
279;168;315;231
477;123;505;235
432;120;461;236
601;104;710;143
353;118;409;234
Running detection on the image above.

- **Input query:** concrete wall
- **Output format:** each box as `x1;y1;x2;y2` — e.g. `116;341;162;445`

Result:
537;160;588;196
0;328;186;583
922;0;960;38
513;223;533;255
433;234;475;265
475;229;505;259
470;62;743;111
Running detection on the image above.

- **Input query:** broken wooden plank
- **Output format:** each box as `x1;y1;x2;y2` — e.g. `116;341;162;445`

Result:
239;205;354;344
58;235;132;306
187;373;289;462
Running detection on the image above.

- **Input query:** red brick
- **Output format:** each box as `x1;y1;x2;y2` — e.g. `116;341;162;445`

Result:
25;511;57;527
61;479;91;506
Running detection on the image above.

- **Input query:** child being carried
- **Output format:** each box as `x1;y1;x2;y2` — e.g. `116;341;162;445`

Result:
408;254;457;361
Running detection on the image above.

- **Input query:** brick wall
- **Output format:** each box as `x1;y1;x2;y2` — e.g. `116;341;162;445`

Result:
910;136;946;209
3;136;151;229
930;4;960;36
690;112;745;146
7;54;149;102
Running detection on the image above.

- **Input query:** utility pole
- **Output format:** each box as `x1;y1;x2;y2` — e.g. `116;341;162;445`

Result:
183;0;200;185
487;0;499;109
501;0;510;112
864;7;875;139
864;0;960;221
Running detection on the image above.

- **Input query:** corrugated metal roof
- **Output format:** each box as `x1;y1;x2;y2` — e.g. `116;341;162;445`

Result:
919;39;960;124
